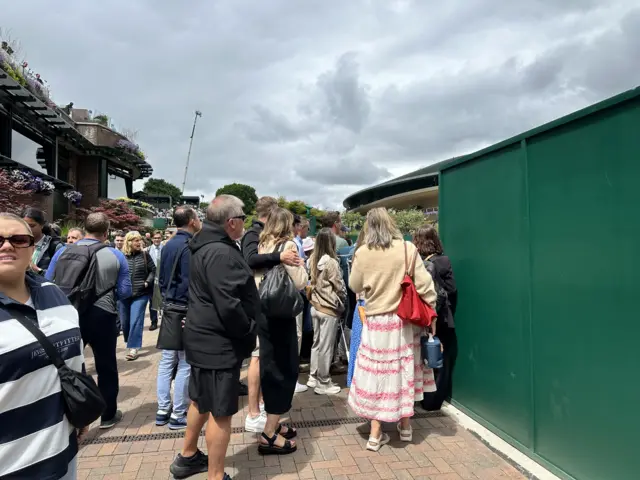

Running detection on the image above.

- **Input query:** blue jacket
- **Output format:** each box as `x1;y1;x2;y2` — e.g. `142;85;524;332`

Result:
159;230;192;305
46;239;132;314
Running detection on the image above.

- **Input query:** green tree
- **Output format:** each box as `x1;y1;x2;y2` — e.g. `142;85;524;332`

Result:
216;183;258;214
143;178;182;205
389;208;427;235
285;200;308;216
341;211;365;230
199;202;208;210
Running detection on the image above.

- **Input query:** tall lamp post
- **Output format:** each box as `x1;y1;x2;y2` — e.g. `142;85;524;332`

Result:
181;110;202;195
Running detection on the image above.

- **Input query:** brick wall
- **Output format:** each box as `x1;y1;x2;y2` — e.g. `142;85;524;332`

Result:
73;154;101;209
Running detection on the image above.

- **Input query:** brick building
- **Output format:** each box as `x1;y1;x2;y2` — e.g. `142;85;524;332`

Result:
0;70;152;220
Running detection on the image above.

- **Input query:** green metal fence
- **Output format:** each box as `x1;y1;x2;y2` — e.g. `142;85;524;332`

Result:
439;87;640;480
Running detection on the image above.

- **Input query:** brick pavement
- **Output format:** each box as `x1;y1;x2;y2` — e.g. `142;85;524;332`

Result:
77;325;528;480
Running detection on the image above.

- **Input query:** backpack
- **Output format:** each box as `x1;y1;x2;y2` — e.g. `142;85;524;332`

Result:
424;256;449;319
258;244;304;319
52;242;109;315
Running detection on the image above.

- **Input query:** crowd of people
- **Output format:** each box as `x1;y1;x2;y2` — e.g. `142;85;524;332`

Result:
0;198;457;480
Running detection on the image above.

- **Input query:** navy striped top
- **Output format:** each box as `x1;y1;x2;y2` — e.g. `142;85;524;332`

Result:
0;273;85;480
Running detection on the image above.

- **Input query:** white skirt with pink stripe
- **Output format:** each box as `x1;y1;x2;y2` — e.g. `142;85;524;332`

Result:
347;312;435;423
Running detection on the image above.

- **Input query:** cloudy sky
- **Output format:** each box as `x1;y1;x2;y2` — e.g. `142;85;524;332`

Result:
6;0;640;209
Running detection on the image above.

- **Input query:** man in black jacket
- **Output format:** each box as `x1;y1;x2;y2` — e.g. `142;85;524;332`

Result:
170;195;257;480
240;196;303;434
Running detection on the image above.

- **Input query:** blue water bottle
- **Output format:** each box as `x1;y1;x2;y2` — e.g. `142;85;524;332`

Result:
421;334;443;369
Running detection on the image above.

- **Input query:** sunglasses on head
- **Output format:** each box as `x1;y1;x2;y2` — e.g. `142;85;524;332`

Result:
0;234;35;249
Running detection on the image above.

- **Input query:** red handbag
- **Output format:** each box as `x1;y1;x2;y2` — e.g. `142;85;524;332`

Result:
397;242;437;328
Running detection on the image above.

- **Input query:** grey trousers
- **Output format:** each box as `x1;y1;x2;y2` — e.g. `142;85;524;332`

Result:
296;311;303;355
310;307;340;386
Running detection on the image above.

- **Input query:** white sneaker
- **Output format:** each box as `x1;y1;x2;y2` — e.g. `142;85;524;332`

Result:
245;411;267;432
295;382;308;393
306;377;318;389
314;383;341;395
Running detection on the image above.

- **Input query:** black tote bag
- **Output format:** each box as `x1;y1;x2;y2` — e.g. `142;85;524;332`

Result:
157;245;188;350
13;310;106;429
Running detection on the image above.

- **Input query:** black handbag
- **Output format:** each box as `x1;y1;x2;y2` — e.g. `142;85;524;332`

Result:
13;310;106;429
157;245;188;350
258;244;304;319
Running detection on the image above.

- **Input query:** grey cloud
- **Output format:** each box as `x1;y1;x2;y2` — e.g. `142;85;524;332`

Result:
315;52;371;134
295;157;391;186
5;0;640;210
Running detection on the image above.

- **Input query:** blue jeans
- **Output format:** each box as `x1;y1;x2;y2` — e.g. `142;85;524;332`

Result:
119;295;149;349
157;350;191;418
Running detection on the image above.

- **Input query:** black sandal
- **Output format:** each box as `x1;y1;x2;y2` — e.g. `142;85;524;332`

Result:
276;424;297;440
258;432;297;455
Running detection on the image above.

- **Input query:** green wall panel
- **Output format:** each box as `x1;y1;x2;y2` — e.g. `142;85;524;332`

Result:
440;145;532;447
527;99;640;480
439;92;640;480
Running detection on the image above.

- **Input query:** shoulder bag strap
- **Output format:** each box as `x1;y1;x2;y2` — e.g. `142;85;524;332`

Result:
403;241;410;275
12;309;65;369
167;245;188;298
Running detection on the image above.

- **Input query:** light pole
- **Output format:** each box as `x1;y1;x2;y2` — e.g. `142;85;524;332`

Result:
181;110;202;195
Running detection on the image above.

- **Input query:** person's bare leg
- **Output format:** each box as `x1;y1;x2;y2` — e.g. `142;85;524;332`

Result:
247;357;261;417
205;414;232;480
181;402;209;457
261;413;296;448
370;419;382;440
400;417;411;430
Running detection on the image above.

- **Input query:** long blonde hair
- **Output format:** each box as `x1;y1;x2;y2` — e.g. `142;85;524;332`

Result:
122;231;144;256
259;207;294;247
364;208;402;249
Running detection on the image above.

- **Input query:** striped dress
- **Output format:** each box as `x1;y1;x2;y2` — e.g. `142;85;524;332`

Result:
348;312;436;422
0;274;84;480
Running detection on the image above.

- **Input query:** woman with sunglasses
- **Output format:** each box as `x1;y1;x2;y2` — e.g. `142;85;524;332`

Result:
0;213;86;479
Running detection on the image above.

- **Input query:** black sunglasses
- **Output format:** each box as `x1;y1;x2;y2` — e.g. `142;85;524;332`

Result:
230;215;247;222
0;234;35;249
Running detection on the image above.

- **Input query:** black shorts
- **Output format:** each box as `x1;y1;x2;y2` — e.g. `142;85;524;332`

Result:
188;365;241;417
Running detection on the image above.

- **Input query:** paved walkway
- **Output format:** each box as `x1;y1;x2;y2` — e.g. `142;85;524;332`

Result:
78;324;527;480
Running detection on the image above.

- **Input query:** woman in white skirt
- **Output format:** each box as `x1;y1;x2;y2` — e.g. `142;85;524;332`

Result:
347;208;437;451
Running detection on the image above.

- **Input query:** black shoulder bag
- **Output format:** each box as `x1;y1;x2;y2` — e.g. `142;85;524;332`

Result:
13;310;106;429
259;243;304;319
157;245;188;351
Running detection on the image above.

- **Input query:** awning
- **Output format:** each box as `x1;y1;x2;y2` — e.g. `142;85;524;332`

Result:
0;154;75;190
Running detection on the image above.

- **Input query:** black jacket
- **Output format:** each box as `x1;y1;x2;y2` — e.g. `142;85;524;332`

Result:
429;254;458;327
125;251;156;298
185;221;258;369
36;235;62;271
241;220;281;270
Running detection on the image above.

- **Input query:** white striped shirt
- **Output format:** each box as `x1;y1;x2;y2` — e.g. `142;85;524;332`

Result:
0;276;84;480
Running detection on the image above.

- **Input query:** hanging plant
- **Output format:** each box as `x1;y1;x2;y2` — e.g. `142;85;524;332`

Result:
9;169;55;195
63;190;83;206
115;138;139;154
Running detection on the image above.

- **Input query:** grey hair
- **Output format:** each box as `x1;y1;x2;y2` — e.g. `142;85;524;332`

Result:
68;227;85;238
364;207;402;250
206;194;245;225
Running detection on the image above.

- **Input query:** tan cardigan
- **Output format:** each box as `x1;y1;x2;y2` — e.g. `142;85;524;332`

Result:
349;239;437;316
310;254;347;318
254;239;308;291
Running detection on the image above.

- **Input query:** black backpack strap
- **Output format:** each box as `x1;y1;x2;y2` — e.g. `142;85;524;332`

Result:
12;309;65;369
